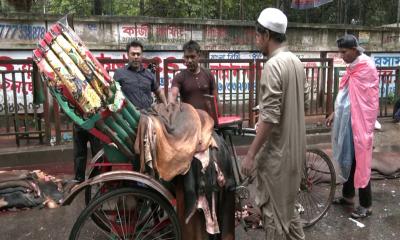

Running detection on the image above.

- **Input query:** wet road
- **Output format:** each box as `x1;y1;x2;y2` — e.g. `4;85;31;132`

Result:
1;120;400;239
235;178;400;240
0;178;399;239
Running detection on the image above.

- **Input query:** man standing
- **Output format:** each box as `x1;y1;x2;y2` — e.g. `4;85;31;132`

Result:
168;40;218;114
241;8;309;239
73;124;102;182
114;40;167;110
169;40;234;240
326;34;379;218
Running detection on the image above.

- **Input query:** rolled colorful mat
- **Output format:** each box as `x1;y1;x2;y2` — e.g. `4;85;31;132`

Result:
34;44;76;110
49;25;113;101
33;18;144;160
36;43;99;116
45;33;107;105
33;49;61;88
54;23;112;84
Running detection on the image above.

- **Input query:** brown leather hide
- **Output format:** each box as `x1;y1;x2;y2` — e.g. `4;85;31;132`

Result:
134;103;214;181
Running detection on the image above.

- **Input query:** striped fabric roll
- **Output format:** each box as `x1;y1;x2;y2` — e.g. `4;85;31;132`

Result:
33;19;141;158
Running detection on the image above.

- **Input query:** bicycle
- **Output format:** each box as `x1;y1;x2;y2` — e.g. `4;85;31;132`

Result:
232;107;336;228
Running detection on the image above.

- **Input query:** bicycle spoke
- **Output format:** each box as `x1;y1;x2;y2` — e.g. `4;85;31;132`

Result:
115;198;127;239
140;219;174;240
132;198;148;239
298;149;335;227
73;188;179;240
136;201;160;239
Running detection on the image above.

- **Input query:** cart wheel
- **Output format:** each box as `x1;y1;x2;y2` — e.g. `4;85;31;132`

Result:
70;187;181;240
297;148;336;228
84;166;105;205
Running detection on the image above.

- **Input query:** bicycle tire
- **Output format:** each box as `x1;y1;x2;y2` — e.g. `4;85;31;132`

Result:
70;187;181;240
298;148;336;228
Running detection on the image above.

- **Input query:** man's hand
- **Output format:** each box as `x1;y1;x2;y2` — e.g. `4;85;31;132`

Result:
325;112;334;128
254;121;259;133
241;154;255;177
241;121;273;177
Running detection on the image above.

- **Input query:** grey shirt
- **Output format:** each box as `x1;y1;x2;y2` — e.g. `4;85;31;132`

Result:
114;64;159;110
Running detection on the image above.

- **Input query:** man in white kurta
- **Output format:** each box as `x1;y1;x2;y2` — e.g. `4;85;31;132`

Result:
241;8;309;240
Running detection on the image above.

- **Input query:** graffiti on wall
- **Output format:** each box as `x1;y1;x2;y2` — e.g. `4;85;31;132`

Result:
0;19;259;50
0;23;46;41
120;24;149;43
383;35;400;45
0;54;42;114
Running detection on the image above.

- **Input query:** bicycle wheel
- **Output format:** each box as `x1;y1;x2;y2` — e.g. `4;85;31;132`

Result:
297;148;336;228
84;166;103;205
70;187;181;240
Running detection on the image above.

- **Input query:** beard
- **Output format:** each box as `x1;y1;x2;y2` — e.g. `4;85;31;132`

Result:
129;61;141;70
186;63;198;72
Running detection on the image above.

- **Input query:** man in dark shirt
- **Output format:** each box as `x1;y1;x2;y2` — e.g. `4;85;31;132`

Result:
169;41;235;240
169;40;217;113
114;40;167;110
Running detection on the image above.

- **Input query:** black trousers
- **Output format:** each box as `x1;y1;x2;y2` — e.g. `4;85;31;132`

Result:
342;156;372;208
393;98;400;119
73;124;102;182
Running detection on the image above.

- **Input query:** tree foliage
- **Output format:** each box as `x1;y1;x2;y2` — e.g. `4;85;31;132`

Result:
0;0;399;26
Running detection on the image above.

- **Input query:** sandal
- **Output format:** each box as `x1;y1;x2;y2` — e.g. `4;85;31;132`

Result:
351;206;372;219
332;197;354;206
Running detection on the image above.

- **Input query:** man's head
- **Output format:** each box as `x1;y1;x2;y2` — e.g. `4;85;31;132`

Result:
126;40;144;70
256;8;287;56
337;34;363;63
182;40;201;73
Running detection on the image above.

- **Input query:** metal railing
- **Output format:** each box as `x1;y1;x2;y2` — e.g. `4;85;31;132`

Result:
1;57;399;147
256;58;334;117
163;58;256;127
0;58;160;147
164;58;334;128
0;59;44;146
376;67;399;117
333;66;399;118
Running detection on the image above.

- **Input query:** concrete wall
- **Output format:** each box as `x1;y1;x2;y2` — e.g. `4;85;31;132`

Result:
0;13;400;52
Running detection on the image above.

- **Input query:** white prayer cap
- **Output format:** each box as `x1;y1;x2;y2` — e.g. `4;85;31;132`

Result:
257;8;287;34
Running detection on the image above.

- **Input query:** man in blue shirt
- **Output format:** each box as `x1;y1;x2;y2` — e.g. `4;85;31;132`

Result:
114;41;167;109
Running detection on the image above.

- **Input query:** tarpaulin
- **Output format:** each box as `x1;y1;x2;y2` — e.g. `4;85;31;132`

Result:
339;54;379;188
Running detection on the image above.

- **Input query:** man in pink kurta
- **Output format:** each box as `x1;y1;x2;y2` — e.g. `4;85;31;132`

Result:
326;34;379;218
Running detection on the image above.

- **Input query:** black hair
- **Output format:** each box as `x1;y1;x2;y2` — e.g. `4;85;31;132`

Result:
182;40;201;53
255;22;286;43
126;40;144;53
336;35;358;49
